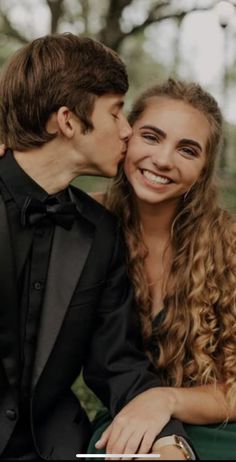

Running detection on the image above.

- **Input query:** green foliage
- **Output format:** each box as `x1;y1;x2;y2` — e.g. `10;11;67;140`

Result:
120;32;168;110
72;372;103;421
72;176;110;194
73;173;236;215
221;173;236;212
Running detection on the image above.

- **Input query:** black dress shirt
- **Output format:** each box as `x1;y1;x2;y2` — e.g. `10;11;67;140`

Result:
0;150;70;459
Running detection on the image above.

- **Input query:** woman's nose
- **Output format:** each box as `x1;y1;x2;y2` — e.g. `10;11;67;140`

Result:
152;146;174;170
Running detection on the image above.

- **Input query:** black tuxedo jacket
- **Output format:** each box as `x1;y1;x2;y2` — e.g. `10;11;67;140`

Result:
0;183;187;460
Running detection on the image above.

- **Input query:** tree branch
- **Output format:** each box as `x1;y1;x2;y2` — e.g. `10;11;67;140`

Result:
0;11;29;44
46;0;65;34
99;0;134;47
107;4;214;51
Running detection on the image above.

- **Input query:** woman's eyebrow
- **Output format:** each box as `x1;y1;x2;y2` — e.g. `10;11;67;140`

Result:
139;125;203;152
179;138;202;152
139;125;166;138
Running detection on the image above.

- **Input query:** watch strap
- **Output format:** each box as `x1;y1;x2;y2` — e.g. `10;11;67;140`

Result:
152;435;196;460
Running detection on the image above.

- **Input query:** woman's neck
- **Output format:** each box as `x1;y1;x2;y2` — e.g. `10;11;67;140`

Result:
136;197;178;241
136;198;178;317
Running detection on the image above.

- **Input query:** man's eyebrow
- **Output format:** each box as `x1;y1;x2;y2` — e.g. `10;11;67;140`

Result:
111;100;124;110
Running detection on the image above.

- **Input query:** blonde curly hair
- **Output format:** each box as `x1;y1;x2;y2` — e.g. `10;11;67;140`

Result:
106;79;236;409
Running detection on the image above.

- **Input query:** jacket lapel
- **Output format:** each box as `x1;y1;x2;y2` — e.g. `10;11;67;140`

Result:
0;196;20;387
32;212;94;388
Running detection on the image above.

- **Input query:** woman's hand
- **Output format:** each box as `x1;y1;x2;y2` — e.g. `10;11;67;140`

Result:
95;388;176;457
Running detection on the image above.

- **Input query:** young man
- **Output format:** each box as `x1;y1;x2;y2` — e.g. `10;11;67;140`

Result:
0;33;195;460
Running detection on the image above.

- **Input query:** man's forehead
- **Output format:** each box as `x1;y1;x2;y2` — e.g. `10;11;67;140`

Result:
96;93;125;108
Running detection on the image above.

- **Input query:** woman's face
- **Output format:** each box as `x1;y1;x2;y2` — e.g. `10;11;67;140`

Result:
124;97;210;206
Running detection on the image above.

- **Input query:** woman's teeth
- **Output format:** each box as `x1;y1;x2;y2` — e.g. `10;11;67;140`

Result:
142;169;171;185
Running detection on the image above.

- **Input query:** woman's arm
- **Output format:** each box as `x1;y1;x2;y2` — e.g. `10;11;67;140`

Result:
162;384;233;425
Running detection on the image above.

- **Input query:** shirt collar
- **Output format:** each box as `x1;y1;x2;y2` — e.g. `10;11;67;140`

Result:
0;149;68;208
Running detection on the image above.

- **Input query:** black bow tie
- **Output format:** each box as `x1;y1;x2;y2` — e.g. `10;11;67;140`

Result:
20;196;76;230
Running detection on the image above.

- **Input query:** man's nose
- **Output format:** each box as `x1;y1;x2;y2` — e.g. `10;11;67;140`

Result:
120;116;132;141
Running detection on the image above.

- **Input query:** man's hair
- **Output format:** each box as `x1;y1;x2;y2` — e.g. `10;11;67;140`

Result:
0;33;129;150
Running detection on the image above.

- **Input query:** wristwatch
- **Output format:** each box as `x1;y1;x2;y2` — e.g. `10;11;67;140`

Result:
152;435;196;460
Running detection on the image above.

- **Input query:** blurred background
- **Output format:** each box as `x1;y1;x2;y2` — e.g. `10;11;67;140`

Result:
1;0;236;211
1;0;236;418
0;0;236;210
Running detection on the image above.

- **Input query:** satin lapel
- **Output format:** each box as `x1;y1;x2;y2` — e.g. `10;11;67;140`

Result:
0;196;20;387
32;214;94;388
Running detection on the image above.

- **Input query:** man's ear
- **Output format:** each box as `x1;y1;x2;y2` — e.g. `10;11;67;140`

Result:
47;107;80;139
57;106;79;138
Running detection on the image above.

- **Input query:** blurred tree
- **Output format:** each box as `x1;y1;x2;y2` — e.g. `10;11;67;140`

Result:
0;0;214;55
0;0;217;121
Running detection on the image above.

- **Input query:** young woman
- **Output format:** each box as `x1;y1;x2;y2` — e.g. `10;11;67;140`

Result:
89;78;236;460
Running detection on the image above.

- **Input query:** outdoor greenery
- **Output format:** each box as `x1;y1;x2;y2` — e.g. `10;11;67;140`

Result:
72;373;102;421
221;172;236;212
0;1;216;55
73;171;236;212
1;1;236;174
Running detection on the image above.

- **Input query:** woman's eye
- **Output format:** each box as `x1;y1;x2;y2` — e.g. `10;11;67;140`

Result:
112;113;119;120
142;133;159;142
181;147;198;157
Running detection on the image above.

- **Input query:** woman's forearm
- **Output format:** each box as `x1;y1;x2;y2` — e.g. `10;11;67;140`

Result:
163;384;233;425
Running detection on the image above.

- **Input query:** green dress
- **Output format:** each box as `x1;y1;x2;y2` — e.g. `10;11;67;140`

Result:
87;407;236;460
87;312;236;459
184;422;236;460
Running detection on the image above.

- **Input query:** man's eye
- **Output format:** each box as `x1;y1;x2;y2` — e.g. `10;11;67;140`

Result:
112;113;119;120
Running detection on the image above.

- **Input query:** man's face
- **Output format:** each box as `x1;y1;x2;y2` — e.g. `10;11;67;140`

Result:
74;93;132;177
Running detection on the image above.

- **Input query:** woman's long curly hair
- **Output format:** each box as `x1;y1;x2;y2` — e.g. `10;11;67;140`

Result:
106;79;236;409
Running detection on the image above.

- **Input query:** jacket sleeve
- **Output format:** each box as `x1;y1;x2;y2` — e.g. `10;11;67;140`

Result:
83;224;190;441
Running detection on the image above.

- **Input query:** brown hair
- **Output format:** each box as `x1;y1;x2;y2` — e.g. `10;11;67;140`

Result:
106;79;236;408
0;33;128;150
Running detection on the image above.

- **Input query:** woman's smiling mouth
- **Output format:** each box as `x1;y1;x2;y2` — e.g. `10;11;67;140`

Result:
140;168;173;185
